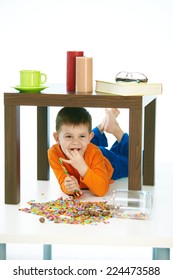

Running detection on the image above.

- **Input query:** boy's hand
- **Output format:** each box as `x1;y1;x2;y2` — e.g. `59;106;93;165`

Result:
61;149;88;178
64;175;81;193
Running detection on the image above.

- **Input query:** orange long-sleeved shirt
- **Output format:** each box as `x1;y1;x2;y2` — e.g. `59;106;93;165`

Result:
48;142;114;197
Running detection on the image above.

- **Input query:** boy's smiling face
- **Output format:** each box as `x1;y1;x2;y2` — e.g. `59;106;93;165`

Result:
54;124;94;158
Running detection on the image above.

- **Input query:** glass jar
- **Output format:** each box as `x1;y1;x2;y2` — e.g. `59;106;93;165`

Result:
109;189;152;220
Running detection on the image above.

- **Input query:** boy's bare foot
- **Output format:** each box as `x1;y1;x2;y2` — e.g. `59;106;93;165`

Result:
98;108;120;133
98;115;106;133
110;108;120;118
103;108;124;142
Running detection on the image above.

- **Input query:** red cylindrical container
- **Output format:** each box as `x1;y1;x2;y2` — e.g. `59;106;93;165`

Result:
66;51;84;92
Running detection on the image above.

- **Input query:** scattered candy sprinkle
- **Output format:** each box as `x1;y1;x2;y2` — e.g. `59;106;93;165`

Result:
19;198;148;224
19;197;112;225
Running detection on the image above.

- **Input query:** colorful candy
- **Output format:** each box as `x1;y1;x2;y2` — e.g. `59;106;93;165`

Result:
39;217;45;223
19;197;112;225
19;197;148;224
59;158;68;175
115;211;148;220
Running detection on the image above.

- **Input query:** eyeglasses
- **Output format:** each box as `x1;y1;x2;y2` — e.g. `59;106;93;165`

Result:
115;71;148;83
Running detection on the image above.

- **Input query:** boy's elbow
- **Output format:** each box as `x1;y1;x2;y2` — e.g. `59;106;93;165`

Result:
93;185;109;197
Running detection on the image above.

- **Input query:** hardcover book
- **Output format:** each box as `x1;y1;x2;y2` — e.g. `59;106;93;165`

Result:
95;80;162;96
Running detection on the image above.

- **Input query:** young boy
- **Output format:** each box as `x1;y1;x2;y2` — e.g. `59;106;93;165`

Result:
48;107;128;197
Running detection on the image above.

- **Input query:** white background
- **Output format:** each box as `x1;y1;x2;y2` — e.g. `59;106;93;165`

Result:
0;0;173;261
0;0;173;163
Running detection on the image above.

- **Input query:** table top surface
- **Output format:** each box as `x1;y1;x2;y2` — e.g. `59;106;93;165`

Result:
0;162;173;248
4;84;157;108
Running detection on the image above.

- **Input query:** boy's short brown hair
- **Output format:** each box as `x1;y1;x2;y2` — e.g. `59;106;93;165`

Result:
55;107;92;132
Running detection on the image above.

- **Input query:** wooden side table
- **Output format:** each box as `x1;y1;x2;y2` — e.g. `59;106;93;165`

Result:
4;87;156;204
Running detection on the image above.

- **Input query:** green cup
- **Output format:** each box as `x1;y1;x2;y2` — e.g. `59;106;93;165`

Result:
20;70;47;87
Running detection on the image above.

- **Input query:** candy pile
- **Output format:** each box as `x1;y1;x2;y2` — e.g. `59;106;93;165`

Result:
19;197;112;225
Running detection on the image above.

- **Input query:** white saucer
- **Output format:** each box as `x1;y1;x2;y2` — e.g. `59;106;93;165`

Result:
12;85;48;93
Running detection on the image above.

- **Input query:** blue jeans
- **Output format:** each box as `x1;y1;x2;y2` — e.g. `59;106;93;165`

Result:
91;127;128;180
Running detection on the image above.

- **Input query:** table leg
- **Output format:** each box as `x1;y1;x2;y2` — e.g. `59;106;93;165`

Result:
143;99;156;185
5;105;20;204
152;248;170;260
43;244;52;260
128;108;142;190
37;107;50;180
0;244;6;260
